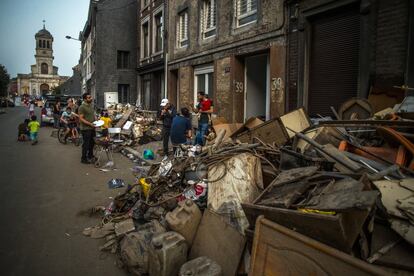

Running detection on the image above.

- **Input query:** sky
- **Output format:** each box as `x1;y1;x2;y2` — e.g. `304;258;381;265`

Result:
0;0;90;78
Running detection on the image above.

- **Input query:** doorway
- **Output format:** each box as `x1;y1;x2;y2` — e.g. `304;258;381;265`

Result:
244;54;269;120
40;83;49;95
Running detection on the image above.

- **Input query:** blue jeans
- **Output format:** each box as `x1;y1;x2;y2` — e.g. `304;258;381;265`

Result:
53;114;60;128
30;132;38;141
195;123;209;146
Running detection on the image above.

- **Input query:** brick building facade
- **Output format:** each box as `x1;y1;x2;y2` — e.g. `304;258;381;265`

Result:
137;0;166;110
167;0;287;123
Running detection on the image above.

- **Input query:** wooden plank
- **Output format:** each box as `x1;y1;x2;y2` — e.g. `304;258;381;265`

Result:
115;108;133;128
318;120;414;128
242;202;370;252
280;107;312;138
190;210;246;276
249;216;388;276
235;118;289;147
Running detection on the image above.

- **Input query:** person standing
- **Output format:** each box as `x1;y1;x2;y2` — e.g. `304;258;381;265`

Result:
192;92;213;146
170;107;192;154
159;98;176;157
52;99;61;128
28;100;35;117
78;93;96;164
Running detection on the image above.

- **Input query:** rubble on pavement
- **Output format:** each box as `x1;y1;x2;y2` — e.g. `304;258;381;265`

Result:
83;96;414;275
105;103;162;148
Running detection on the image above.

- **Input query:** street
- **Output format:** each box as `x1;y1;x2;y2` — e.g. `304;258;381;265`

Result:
0;106;133;276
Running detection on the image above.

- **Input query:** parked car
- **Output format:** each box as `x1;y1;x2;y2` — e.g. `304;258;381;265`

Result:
0;98;15;107
41;99;68;126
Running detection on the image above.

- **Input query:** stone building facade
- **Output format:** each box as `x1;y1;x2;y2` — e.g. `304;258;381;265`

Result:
60;64;82;96
137;0;166;110
167;0;287;123
81;0;138;107
286;0;414;116
16;25;68;96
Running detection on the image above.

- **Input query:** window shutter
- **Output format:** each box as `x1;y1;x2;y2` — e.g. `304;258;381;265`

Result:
201;3;205;34
184;12;188;40
212;0;216;27
177;18;180;46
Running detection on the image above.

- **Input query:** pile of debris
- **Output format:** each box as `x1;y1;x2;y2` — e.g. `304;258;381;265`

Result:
84;96;414;275
105;104;162;147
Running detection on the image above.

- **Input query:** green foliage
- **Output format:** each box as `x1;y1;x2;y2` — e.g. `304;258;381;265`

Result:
52;85;61;95
0;64;10;97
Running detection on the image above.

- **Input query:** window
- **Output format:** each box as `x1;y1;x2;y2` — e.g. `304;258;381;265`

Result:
118;84;130;104
142;22;149;58
141;0;150;9
38;40;42;48
41;63;48;74
201;0;216;39
194;65;214;104
42;40;46;48
117;51;129;69
236;0;258;27
47;41;50;48
154;12;163;53
177;10;189;48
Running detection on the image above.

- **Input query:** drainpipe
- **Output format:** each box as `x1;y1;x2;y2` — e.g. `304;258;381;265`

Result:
165;52;168;99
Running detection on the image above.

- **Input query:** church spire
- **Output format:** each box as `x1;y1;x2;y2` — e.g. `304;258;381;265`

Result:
43;20;45;29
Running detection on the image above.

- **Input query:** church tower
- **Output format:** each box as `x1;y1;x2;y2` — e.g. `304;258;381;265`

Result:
34;21;55;76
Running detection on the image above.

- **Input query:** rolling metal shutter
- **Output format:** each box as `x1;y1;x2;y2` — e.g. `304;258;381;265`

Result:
288;30;299;112
308;5;361;116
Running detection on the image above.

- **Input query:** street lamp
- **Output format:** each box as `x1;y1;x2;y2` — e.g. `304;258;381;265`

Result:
65;35;81;41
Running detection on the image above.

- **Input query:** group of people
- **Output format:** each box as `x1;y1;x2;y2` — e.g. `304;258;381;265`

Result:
17;116;40;145
159;91;213;156
18;90;210;160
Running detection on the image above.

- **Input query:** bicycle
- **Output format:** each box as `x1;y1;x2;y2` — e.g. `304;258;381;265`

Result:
58;125;81;146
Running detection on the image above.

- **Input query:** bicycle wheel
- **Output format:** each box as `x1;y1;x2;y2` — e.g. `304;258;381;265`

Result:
57;127;67;144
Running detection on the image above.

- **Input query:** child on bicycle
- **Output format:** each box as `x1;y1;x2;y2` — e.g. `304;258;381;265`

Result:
17;119;30;141
28;115;40;145
60;107;79;141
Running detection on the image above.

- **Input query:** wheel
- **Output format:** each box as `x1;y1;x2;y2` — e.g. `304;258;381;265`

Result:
57;128;67;144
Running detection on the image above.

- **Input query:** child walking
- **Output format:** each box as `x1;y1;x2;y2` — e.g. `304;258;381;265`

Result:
28;115;40;145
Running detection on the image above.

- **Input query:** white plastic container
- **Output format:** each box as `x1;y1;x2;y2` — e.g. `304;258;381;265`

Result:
166;199;202;245
149;231;188;276
180;256;222;276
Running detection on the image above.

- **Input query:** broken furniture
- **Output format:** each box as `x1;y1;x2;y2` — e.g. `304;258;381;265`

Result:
249;216;388;276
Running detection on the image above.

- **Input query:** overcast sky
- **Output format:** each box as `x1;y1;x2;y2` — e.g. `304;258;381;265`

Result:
0;0;89;78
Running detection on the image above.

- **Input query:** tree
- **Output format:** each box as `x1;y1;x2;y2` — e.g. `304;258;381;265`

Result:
0;64;10;97
52;85;61;95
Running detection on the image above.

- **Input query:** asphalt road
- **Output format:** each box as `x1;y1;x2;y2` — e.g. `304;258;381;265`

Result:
0;107;135;276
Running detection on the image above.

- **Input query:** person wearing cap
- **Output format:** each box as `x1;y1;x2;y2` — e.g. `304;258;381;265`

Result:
159;98;176;156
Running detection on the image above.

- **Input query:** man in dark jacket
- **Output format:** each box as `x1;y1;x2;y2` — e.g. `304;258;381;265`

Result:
159;98;176;157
